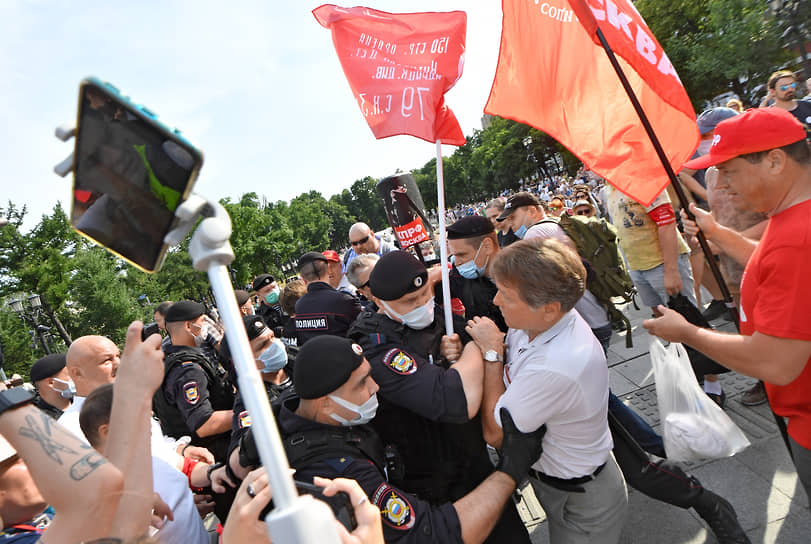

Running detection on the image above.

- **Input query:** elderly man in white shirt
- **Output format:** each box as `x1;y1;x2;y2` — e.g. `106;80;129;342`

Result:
467;238;627;544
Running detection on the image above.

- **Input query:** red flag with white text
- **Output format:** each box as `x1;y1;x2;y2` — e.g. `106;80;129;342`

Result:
313;4;467;146
485;0;698;205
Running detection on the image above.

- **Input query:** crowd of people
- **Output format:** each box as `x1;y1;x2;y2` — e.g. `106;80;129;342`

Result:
0;70;810;543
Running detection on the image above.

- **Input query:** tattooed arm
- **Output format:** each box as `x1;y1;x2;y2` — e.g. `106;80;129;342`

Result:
104;321;166;539
0;403;124;543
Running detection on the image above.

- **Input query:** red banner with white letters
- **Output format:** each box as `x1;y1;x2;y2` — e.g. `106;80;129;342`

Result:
485;0;698;206
313;4;467;146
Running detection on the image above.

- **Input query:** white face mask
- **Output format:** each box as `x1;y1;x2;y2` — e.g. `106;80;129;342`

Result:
379;297;435;330
51;378;76;400
328;393;378;426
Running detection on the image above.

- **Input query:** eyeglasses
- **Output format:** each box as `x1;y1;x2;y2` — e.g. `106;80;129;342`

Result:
575;209;591;216
779;82;798;91
549;206;561;211
350;235;370;246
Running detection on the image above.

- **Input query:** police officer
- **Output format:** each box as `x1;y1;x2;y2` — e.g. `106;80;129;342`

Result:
294;251;361;345
347;250;531;543
29;353;73;419
446;216;507;332
252;274;285;330
224;314;295;479
153;300;235;461
238;335;546;543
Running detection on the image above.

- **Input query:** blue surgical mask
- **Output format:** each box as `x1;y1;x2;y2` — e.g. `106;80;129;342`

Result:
455;242;489;280
380;297;435;330
329;393;378;426
514;224;528;239
52;378;76;400
258;339;288;373
265;288;280;305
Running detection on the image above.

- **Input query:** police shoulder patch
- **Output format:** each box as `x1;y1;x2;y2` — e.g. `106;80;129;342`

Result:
382;348;417;375
183;381;199;404
238;410;252;429
372;483;415;530
324;456;354;474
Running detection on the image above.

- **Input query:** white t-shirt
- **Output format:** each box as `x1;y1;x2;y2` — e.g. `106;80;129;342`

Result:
152;456;209;544
494;311;613;478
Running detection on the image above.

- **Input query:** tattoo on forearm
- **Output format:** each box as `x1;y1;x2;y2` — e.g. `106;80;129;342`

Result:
18;413;78;465
70;451;108;480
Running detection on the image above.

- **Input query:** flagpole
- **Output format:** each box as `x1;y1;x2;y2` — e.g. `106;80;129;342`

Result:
593;28;739;330
435;139;455;336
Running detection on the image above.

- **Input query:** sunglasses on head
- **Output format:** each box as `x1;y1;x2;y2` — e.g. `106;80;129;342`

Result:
351;235;370;246
779;82;797;91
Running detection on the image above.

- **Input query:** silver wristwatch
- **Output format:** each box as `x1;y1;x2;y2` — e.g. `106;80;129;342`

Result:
483;349;503;363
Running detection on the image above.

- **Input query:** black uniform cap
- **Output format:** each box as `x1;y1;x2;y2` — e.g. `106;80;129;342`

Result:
234;289;251;307
252;274;275;291
165;300;205;323
496;192;540;221
369;250;428;301
29;353;67;383
294;336;364;399
298;252;328;271
218;315;268;365
446;215;495;240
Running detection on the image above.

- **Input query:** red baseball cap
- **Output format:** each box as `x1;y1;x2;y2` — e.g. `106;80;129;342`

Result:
322;250;340;263
683;108;806;170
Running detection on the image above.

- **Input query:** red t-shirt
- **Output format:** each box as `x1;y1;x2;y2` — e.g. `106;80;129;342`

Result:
740;198;811;449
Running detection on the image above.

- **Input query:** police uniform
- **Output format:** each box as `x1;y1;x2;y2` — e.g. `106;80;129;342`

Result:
152;301;235;461
445;216;508;333
253;274;286;330
294;252;361;345
347;251;530;543
29;353;70;420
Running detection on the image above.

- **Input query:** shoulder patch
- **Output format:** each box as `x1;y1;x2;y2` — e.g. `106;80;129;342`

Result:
183;381;199;404
238;410;252;429
372;483;415;530
382;348;417;375
323;456;354;474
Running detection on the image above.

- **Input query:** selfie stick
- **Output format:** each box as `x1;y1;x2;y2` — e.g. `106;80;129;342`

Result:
54;129;341;544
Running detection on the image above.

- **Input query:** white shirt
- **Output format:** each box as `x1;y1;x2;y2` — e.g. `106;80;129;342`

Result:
494;311;613;478
151;456;209;544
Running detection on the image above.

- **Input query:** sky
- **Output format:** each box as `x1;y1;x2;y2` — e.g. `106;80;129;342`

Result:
0;1;505;231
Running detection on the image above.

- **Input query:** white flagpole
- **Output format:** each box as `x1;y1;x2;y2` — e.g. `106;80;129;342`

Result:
435;139;454;336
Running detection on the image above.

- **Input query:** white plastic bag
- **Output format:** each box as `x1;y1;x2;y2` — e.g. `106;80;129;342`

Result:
649;337;750;462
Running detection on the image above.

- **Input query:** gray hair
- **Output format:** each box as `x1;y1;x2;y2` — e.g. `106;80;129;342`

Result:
346;253;379;288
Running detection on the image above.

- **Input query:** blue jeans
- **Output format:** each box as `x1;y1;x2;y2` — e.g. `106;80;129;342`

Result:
608;392;666;458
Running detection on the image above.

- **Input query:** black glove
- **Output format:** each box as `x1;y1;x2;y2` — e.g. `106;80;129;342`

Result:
496;407;546;485
238;428;260;468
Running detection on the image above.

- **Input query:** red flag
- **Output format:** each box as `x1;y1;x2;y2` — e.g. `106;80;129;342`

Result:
485;0;698;206
313;4;466;146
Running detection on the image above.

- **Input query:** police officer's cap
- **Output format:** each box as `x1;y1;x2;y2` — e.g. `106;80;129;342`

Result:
29;353;67;383
298;252;328;271
496;192;540;221
165;300;205;323
252;274;275;292
219;315;268;365
446;215;495;240
294;336;364;399
234;289;251;307
369;250;427;301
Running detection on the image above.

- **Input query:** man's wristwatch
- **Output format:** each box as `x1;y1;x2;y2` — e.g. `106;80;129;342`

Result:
0;387;35;415
483;349;503;363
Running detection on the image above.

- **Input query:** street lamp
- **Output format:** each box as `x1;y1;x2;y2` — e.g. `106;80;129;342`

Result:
7;294;53;354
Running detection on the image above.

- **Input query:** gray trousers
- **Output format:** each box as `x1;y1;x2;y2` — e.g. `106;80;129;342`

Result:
789;435;811;506
529;453;628;544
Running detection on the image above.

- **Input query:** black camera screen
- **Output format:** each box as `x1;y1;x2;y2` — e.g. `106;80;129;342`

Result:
72;83;201;272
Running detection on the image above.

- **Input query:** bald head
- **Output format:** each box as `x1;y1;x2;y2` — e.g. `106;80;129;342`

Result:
348;222;379;255
66;335;120;396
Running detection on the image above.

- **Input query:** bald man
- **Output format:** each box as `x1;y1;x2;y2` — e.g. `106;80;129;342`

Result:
342;222;396;272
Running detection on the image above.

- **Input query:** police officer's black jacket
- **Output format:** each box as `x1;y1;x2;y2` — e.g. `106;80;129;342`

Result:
347;308;494;504
153;344;235;461
294;281;361;345
447;268;508;333
278;397;464;543
228;376;296;458
33;395;65;420
256;302;285;330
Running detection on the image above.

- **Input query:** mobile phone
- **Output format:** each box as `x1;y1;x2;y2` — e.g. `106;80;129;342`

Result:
141;322;161;342
71;78;204;273
295;480;358;531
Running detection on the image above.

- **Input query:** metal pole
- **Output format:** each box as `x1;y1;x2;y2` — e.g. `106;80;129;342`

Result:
594;28;739;329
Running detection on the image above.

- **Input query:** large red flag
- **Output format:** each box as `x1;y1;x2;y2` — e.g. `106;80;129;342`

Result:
485;0;698;206
313;4;466;146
